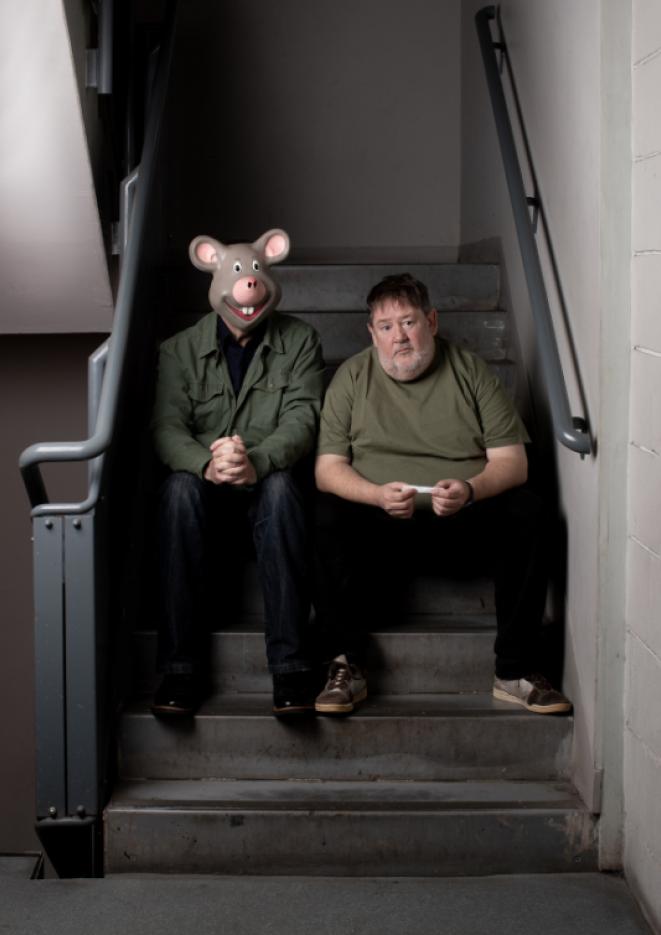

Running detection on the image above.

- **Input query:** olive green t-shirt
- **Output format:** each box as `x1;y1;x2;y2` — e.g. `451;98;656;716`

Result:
318;339;529;487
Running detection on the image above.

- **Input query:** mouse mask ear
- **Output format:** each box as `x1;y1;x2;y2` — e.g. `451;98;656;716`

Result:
252;229;290;266
189;236;226;270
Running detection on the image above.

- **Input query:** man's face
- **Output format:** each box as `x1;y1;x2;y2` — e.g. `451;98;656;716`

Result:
368;299;438;381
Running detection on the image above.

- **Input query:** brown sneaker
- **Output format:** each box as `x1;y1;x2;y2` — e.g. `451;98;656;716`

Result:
315;655;367;715
493;674;572;714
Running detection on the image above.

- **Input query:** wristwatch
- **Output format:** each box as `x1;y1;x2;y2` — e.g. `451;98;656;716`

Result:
463;480;475;507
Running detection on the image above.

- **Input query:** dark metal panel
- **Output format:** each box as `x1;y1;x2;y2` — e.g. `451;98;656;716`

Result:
33;517;67;818
64;513;99;815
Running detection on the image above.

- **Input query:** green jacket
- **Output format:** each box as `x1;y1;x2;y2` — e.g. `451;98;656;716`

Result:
152;311;324;481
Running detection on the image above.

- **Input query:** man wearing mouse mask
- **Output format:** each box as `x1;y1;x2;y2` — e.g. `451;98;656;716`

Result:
313;272;571;718
151;229;324;718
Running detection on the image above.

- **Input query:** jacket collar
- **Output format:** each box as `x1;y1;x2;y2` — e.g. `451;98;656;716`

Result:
198;311;285;359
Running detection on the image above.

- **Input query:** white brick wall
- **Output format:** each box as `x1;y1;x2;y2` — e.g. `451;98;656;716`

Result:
627;538;661;659
633;0;661;63
624;732;661;923
630;351;661;455
632;255;661;350
632;156;661;252
626;2;661;924
632;53;661;156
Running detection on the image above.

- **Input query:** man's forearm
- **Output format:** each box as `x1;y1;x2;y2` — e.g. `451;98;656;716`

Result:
467;452;527;502
315;459;382;507
153;425;213;478
248;411;318;480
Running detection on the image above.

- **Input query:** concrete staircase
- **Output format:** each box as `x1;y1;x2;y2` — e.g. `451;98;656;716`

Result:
104;264;598;876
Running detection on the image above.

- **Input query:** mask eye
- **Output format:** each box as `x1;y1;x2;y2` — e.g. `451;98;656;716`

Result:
252;260;260;272
232;261;242;274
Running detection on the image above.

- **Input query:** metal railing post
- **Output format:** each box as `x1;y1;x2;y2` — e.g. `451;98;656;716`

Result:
33;518;67;820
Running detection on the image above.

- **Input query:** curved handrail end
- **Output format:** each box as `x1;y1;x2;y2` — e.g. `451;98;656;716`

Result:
559;423;592;457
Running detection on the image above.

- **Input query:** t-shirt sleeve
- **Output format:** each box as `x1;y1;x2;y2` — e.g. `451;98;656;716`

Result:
317;361;356;458
471;356;530;448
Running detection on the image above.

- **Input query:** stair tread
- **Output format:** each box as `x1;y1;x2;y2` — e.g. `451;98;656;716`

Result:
124;692;564;719
134;615;497;636
108;778;586;811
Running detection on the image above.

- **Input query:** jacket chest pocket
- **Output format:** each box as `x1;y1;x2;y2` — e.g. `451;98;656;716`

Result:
250;370;291;427
188;381;228;433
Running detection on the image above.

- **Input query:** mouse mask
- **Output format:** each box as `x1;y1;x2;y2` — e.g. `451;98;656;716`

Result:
189;229;290;334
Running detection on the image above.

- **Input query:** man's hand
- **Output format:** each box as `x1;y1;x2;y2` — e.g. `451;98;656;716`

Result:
431;479;471;517
377;482;417;519
204;434;257;486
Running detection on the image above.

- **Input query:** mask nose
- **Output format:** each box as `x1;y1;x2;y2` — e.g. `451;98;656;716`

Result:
233;276;267;306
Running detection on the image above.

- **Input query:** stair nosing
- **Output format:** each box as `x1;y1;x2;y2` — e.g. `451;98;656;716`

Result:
122;692;571;721
108;778;586;813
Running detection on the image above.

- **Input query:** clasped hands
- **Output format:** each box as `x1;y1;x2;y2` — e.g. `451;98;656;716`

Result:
377;479;472;519
204;434;257;486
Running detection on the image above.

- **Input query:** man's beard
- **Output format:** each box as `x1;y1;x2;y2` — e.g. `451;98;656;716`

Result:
378;344;435;382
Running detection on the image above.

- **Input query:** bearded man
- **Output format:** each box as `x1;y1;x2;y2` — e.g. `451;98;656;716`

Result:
313;273;571;718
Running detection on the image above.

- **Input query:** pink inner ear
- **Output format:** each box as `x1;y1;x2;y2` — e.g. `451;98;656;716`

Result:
196;242;218;264
264;233;287;259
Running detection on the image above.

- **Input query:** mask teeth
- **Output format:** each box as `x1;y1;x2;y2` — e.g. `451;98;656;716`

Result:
243;307;255;316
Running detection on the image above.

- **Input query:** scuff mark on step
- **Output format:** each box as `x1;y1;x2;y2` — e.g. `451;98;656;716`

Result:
560;812;597;859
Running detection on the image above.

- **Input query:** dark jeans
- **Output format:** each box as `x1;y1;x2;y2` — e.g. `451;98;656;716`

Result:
313;486;549;680
157;470;312;676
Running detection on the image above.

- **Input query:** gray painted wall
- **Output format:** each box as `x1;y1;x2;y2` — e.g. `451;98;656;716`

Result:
0;0;113;333
161;0;462;265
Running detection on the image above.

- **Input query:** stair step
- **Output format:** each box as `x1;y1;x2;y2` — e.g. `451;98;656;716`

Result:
292;310;509;362
118;693;572;783
212;570;495;618
133;616;496;696
105;778;597;876
168;263;501;325
278;264;500;312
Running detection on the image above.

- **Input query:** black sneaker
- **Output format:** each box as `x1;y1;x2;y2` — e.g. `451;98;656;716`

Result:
151;673;204;718
272;671;317;717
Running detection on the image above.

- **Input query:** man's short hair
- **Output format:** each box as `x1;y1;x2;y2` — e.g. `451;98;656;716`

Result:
366;273;432;318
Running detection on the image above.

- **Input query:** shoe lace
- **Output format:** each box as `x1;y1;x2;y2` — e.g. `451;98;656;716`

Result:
328;663;351;689
528;673;553;691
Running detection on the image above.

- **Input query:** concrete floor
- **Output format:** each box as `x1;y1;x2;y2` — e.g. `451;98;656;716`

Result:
0;872;654;935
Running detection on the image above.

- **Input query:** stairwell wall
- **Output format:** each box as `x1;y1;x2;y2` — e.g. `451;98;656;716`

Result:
160;0;463;265
0;0;113;333
624;0;661;926
460;0;631;864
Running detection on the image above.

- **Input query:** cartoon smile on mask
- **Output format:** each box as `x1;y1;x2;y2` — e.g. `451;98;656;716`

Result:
189;229;290;334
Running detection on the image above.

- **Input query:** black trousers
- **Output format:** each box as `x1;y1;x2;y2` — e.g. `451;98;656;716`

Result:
313;486;549;680
157;470;313;676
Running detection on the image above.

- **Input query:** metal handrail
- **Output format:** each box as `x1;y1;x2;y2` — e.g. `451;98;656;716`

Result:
476;6;592;456
19;1;177;515
97;0;114;96
119;167;140;265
